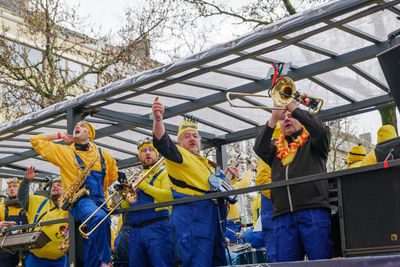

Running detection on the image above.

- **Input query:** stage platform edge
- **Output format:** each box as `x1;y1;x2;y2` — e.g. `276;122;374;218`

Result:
223;254;400;266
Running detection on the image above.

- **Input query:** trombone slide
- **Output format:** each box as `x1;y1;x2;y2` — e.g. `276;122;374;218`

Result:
78;157;165;239
226;92;285;110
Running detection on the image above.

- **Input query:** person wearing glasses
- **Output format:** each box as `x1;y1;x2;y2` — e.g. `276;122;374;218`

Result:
30;121;118;267
17;166;68;267
126;137;174;267
152;97;238;267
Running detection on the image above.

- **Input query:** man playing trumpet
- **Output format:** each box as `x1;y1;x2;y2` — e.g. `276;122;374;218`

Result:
30;121;118;267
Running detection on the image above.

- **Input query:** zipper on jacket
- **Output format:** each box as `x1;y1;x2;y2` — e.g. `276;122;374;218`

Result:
286;165;293;212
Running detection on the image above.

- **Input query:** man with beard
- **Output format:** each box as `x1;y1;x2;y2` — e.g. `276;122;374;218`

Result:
253;101;332;262
30;121;118;267
0;178;29;266
18;166;68;266
127;137;173;267
152;97;238;267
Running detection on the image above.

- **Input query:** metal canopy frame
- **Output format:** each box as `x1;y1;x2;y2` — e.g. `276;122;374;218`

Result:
0;0;400;177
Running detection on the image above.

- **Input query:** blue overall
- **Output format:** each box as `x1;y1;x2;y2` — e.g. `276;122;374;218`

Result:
113;215;130;267
0;202;28;266
69;148;112;266
274;208;333;262
225;218;241;243
129;169;173;267
171;189;227;267
261;194;276;262
25;198;65;267
25;253;65;267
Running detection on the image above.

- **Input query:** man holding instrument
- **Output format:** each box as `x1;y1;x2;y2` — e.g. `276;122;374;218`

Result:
30;121;118;267
253;100;332;262
18;166;67;266
125;137;174;267
152;97;238;267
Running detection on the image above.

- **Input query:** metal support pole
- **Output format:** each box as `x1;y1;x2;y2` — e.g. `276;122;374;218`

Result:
216;143;228;170
68;215;84;267
67;107;84;266
67;108;83;135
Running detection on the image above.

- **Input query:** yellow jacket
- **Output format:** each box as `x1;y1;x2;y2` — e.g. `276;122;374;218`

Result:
166;146;215;195
27;194;68;260
0;200;28;222
30;134;118;197
227;171;252;223
255;158;272;199
349;161;363;168
252;193;261;226
361;125;397;167
137;167;173;211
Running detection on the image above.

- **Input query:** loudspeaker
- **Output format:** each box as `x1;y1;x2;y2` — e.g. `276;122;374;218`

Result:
338;166;400;256
377;44;400;108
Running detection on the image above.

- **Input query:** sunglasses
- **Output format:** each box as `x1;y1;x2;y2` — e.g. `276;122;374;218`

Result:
137;137;152;149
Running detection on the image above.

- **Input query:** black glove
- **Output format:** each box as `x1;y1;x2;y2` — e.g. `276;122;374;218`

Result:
118;171;127;183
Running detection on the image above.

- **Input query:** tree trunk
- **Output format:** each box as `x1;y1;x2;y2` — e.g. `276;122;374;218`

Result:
379;106;398;135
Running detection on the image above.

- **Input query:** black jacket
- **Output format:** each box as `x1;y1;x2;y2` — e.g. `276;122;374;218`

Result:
253;108;331;219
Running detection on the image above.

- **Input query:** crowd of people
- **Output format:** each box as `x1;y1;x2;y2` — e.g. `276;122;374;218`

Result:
0;96;398;267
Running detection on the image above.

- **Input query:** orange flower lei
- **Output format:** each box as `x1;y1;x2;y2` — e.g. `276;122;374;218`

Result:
274;128;310;159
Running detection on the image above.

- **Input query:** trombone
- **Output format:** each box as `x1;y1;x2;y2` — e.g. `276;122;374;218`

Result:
226;77;323;114
78;157;165;239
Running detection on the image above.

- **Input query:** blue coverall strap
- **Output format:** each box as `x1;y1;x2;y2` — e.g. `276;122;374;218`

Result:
149;169;164;185
98;147;106;170
4;204;9;219
33;199;48;224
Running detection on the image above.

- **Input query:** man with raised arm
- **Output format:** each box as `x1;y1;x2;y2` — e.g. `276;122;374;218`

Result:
253;101;332;262
30;121;118;267
152;97;237;267
18;166;68;266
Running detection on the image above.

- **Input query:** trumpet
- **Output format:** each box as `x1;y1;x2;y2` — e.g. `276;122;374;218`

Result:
78;157;165;239
226;77;323;113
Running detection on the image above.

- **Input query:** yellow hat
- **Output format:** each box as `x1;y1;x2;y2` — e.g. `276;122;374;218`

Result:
137;137;159;160
272;122;281;139
346;146;366;164
377;125;397;143
177;120;199;139
79;121;96;141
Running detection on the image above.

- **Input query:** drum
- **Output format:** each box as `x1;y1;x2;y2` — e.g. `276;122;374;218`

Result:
228;243;251;253
237;247;267;264
227;243;251;265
